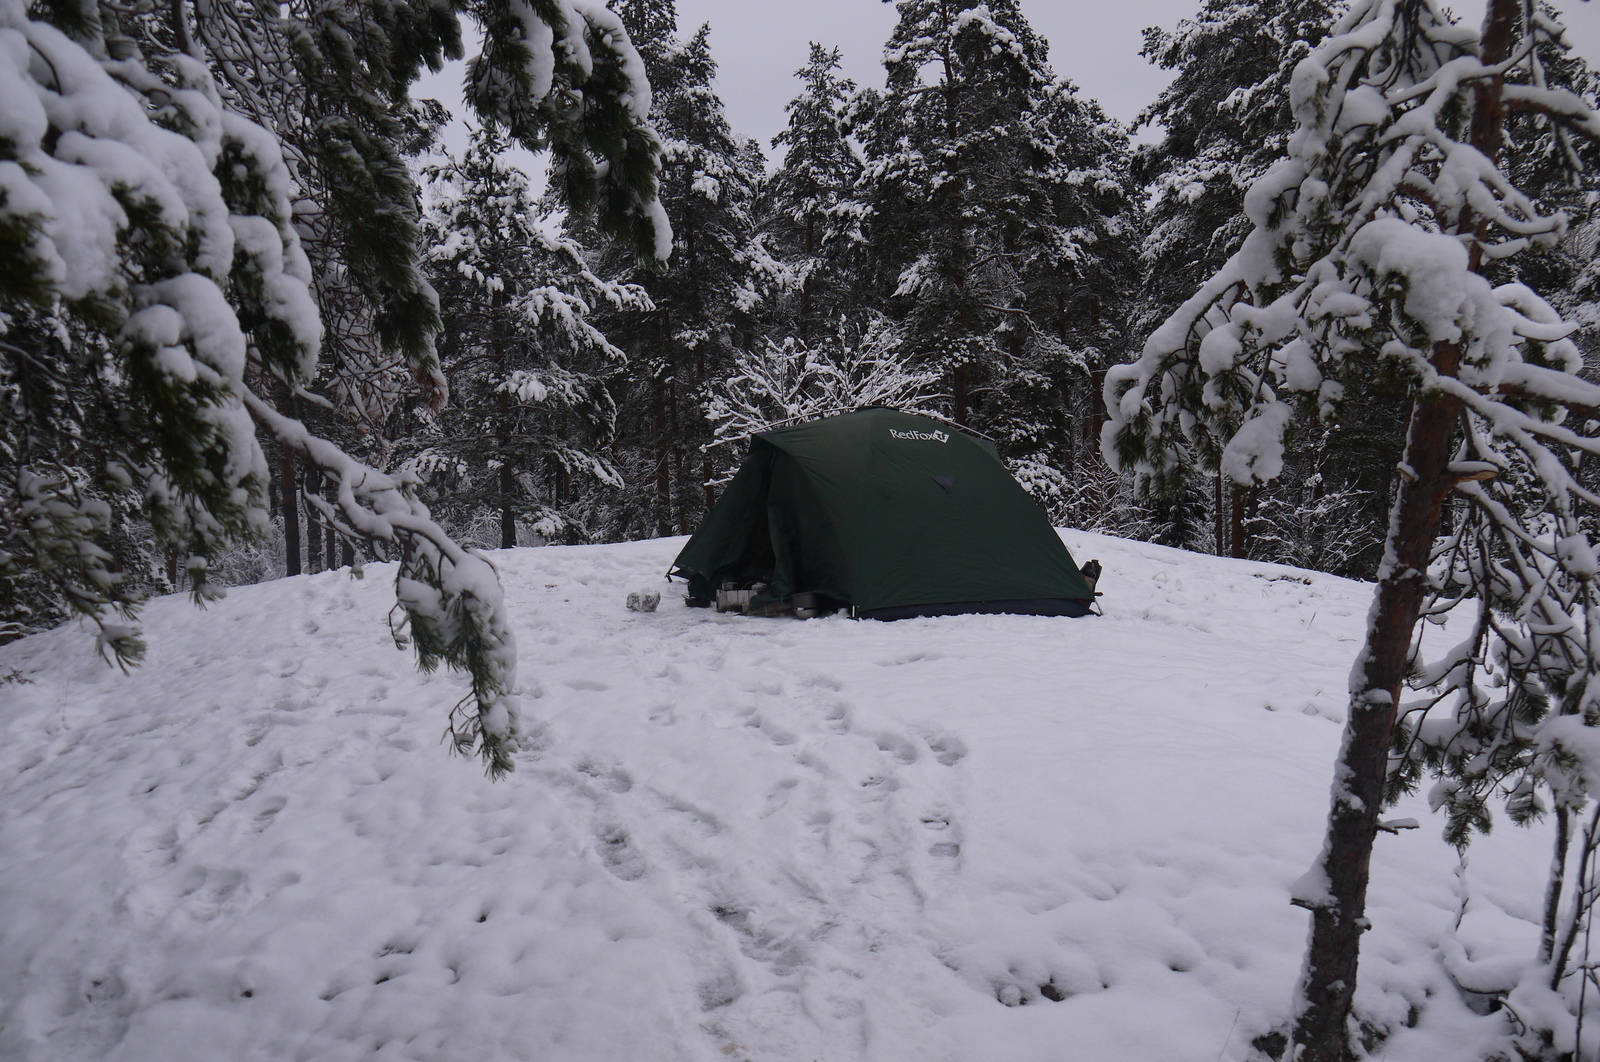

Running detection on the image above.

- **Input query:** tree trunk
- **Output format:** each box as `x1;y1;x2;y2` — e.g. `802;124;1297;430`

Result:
1230;486;1248;560
799;214;815;340
1551;805;1600;989
1292;4;1521;1056
279;455;301;578
1214;470;1226;557
268;445;280;518
654;380;670;538
492;288;515;551
670;383;686;535
1542;805;1572;965
1291;349;1462;1062
500;452;517;549
1080;299;1108;524
306;465;322;573
279;393;301;577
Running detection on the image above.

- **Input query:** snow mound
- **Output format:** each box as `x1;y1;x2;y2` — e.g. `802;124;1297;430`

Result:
0;532;1553;1061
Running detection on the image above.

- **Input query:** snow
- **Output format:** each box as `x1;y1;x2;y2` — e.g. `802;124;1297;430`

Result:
571;1;650;121
0;532;1564;1060
1220;403;1292;485
1346;219;1505;352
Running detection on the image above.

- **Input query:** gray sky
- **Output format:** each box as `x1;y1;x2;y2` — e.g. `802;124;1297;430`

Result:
675;0;1182;148
676;0;1600;157
415;0;1600;171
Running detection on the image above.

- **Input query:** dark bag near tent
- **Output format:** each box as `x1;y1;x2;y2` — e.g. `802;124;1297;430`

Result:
668;408;1096;620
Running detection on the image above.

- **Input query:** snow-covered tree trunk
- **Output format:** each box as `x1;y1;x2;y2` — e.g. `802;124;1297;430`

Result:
1294;5;1544;1054
1295;362;1463;1058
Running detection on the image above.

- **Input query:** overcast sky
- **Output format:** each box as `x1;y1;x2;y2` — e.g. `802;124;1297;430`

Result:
674;0;1189;148
415;0;1600;170
675;0;1600;156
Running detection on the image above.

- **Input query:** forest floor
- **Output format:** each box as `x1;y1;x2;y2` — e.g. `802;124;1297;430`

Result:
0;531;1558;1061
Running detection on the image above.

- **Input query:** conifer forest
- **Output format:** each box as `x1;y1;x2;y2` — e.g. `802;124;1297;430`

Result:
11;0;1600;1059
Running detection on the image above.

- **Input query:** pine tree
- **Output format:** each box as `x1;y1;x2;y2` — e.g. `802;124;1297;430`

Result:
853;0;1140;522
399;126;650;548
1105;0;1600;1054
1484;4;1600;360
587;1;765;539
189;0;675;576
1134;0;1406;568
988;78;1141;521
760;43;866;342
1136;0;1335;333
1;0;669;774
854;0;1049;431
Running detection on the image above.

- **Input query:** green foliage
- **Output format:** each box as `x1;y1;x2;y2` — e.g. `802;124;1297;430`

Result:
854;0;1142;515
396;126;647;547
580;2;764;540
759;43;865;342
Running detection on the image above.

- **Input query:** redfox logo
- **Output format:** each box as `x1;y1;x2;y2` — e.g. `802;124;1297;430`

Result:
890;428;948;443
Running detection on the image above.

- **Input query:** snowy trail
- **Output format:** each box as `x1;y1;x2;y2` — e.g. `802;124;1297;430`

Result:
0;532;1557;1061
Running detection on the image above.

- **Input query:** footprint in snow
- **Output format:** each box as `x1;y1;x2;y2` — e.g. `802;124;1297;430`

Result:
576;759;633;793
823;702;851;733
922;811;962;860
181;867;246;921
593;824;647;881
249;796;287;833
872;731;920;765
751;713;798;746
924;732;968;766
130;825;180;867
761;777;800;817
877;650;942;666
801;672;845;698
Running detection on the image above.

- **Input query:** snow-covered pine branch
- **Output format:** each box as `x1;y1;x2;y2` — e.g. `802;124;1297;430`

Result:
1103;0;1600;1056
1;0;667;775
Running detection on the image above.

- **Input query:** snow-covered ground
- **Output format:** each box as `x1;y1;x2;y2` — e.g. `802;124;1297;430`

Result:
0;532;1557;1061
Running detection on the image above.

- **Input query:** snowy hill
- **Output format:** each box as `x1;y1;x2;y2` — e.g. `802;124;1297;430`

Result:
0;532;1554;1061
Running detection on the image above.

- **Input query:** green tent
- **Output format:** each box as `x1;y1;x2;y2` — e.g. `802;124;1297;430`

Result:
669;408;1096;620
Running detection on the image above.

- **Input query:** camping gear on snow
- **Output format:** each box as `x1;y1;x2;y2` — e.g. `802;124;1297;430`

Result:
626;590;661;612
669;408;1096;620
716;584;758;613
1080;559;1102;595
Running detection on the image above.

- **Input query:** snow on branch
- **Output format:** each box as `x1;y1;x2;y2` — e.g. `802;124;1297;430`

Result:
1104;0;1588;496
466;0;672;263
244;394;522;776
1;0;528;774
